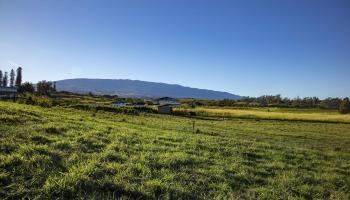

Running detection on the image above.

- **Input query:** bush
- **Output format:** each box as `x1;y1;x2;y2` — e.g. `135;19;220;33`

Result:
35;96;52;107
172;110;190;116
17;93;52;107
339;98;350;114
36;80;54;96
69;104;140;115
18;82;35;94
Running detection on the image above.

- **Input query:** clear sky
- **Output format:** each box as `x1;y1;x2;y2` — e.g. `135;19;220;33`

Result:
0;0;349;98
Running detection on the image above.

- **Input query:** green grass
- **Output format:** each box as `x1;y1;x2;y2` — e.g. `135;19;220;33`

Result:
1;101;350;199
51;92;115;106
176;107;350;123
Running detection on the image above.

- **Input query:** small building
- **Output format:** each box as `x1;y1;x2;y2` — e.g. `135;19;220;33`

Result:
0;87;17;99
156;97;180;106
158;104;173;114
156;97;180;114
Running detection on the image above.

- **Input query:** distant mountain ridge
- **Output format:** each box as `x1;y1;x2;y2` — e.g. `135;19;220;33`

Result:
55;78;241;99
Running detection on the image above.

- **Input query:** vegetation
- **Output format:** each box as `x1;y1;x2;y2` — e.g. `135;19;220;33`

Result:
0;67;22;88
0;70;2;87
339;98;350;114
17;93;53;107
1;100;349;199
9;69;15;87
15;67;22;87
182;95;345;110
175;107;350;123
0;67;349;199
18;82;35;94
36;80;55;96
2;72;8;87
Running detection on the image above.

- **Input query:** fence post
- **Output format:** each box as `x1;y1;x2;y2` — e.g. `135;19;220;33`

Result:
192;120;195;133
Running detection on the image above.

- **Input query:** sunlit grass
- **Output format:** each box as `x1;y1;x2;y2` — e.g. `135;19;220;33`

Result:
1;101;350;199
176;107;350;123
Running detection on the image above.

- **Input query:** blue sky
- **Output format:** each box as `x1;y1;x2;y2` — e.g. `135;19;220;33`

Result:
0;0;349;98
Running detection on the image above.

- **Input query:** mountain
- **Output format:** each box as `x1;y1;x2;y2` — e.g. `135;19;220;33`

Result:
55;78;241;99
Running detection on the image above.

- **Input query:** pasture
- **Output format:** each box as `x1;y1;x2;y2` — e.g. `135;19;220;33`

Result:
176;107;350;123
1;101;350;199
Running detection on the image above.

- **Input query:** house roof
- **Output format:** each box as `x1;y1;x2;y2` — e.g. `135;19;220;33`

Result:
157;97;177;101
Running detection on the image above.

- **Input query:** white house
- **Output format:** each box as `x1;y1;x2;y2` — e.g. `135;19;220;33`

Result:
156;97;180;106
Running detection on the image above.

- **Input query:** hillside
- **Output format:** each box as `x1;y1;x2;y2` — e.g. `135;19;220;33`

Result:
55;78;241;99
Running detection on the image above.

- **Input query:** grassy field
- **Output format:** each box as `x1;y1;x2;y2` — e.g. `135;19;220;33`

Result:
1;101;350;199
51;92;115;106
176;107;350;124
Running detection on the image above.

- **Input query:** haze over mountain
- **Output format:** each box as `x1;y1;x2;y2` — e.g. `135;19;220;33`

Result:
56;79;241;99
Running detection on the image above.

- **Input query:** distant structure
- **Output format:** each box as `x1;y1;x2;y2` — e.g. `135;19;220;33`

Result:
158;104;173;114
156;97;180;106
0;87;17;99
156;97;180;114
112;100;126;107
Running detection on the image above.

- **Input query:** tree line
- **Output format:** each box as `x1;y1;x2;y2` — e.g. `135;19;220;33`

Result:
19;80;56;96
0;67;56;95
184;94;350;114
0;67;22;87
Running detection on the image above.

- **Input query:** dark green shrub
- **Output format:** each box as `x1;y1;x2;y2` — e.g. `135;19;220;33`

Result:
172;110;190;116
35;96;52;107
18;82;35;94
70;104;140;115
17;93;52;107
339;98;350;114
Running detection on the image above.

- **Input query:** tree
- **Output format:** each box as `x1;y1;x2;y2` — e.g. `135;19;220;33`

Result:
10;69;15;87
339;98;350;114
320;98;341;109
0;70;2;87
53;81;56;92
36;80;54;95
18;82;35;93
2;72;8;87
15;67;22;87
